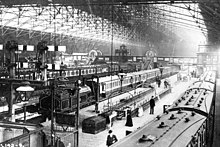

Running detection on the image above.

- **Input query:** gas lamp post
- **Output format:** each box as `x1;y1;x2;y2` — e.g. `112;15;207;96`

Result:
16;81;34;123
118;73;126;92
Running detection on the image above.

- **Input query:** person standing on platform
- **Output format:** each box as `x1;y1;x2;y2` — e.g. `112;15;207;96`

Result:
95;102;99;113
158;79;161;88
125;110;133;127
156;75;159;86
164;80;169;89
106;130;118;147
106;115;111;129
150;96;155;114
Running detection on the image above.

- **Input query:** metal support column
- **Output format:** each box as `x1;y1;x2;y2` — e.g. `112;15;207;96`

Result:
51;80;55;147
74;84;80;147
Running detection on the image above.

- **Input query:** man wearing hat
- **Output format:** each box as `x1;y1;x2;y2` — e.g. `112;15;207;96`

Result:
106;130;118;147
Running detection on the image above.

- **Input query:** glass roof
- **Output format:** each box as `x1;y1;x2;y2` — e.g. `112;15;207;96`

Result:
0;3;206;47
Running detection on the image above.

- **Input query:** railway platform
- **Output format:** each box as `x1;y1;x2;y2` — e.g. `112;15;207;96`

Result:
40;77;194;147
0;74;194;147
78;75;177;125
78;79;193;147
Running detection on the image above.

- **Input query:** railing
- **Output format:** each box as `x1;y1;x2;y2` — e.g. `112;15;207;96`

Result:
0;127;44;147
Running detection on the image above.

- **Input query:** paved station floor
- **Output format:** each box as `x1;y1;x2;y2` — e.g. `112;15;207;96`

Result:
0;77;194;147
78;79;194;147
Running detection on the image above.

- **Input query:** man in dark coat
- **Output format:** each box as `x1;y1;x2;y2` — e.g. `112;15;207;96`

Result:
106;130;118;147
149;96;155;114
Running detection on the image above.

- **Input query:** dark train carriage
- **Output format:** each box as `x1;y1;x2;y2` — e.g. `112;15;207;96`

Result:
71;85;95;109
119;62;142;73
39;85;94;115
39;88;71;113
85;79;99;100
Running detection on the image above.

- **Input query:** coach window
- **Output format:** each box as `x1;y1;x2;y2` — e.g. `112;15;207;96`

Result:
130;77;133;83
101;83;105;91
80;95;86;102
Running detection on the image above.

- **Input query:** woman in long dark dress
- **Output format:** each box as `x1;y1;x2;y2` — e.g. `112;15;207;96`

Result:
125;110;133;127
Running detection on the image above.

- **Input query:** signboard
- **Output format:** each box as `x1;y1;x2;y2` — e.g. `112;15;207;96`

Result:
133;57;136;61
164;58;169;61
170;58;173;63
174;58;178;63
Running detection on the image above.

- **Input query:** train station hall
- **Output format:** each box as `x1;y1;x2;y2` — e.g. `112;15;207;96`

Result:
0;0;220;147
